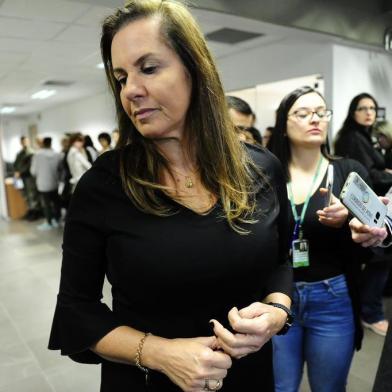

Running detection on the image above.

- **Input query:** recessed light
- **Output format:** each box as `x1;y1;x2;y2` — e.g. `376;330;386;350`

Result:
96;63;104;69
0;106;16;114
31;90;56;100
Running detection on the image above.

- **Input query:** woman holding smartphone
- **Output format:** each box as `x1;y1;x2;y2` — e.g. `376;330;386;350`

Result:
267;86;370;392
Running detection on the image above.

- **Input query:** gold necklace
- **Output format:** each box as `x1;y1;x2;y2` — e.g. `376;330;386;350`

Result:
169;167;197;189
184;176;194;189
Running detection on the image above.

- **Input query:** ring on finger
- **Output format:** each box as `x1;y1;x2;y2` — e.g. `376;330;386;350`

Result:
204;379;223;391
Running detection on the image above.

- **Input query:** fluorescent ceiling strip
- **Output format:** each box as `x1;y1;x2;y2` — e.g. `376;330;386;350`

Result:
31;89;56;100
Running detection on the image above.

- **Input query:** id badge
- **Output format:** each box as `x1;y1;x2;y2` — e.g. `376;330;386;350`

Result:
292;239;310;268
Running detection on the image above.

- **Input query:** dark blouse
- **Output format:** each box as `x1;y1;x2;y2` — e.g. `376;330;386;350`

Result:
335;126;392;195
289;158;371;349
48;145;292;391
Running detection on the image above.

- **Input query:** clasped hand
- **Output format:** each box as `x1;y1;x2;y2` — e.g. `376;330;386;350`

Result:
158;336;231;392
157;302;286;391
210;302;287;359
316;188;348;228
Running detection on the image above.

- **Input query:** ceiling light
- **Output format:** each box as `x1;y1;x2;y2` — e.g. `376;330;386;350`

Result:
0;106;16;114
31;90;56;100
96;63;104;69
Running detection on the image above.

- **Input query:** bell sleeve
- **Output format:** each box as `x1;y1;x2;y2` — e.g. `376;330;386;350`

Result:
48;167;122;364
248;146;292;298
264;153;293;298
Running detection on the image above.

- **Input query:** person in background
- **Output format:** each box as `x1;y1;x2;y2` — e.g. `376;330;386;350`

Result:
348;213;392;392
268;86;370;392
13;136;41;221
226;95;262;145
335;93;392;336
373;120;392;298
374;121;392;171
48;1;292;391
334;93;392;194
98;132;112;155
58;135;73;211
84;134;98;163
66;133;92;191
263;126;274;148
35;137;43;149
30;137;62;230
111;128;120;147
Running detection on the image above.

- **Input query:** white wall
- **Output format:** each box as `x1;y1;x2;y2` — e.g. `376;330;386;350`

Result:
1;91;117;163
228;74;324;134
3;41;392;162
217;39;334;108
33;91;117;151
331;44;392;140
1;117;30;163
0;117;9;218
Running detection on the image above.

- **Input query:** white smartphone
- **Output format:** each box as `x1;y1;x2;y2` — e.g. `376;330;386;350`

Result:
325;164;334;207
385;186;392;216
340;172;387;228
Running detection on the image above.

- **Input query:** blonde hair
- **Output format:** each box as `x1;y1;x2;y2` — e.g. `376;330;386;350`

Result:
101;0;264;233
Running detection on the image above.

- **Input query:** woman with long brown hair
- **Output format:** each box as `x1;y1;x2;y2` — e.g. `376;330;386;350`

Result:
48;1;292;390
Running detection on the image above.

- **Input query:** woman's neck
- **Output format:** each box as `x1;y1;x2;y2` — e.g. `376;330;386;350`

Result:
154;138;196;173
290;145;323;173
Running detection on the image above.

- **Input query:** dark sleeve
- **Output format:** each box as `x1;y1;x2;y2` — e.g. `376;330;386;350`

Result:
346;158;372;187
48;168;122;364
343;137;392;192
264;153;292;298
248;146;292;299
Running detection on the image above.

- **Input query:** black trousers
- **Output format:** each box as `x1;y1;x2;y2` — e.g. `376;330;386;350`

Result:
39;191;61;224
373;322;392;391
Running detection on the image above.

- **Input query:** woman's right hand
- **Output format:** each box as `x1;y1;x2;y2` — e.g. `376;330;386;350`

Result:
145;335;232;392
349;196;390;247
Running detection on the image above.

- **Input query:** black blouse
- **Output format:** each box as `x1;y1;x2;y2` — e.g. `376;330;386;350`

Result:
335;126;392;195
48;145;292;391
290;159;368;282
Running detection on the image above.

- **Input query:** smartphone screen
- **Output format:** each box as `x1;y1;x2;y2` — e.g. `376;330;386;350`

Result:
325;164;334;207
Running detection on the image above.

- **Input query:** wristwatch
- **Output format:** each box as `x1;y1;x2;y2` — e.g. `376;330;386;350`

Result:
268;302;293;335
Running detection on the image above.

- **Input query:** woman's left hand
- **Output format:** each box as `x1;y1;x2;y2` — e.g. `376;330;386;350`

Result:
210;302;287;359
316;188;348;228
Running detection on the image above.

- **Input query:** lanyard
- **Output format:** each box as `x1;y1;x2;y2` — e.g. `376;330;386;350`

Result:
287;157;323;240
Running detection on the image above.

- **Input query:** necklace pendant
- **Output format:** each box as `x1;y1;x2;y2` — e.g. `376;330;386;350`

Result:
185;177;193;188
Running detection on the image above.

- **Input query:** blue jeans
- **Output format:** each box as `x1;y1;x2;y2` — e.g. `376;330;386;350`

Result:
273;275;355;392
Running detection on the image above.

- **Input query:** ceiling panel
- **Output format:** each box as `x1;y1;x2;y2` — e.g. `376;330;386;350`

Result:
0;0;91;23
73;5;113;26
0;37;43;53
79;50;103;67
64;0;123;7
31;42;99;62
0;16;67;40
53;25;102;45
0;51;28;65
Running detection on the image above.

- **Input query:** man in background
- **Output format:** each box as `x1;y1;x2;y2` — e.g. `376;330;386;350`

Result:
30;137;62;231
13;136;41;220
226;95;262;145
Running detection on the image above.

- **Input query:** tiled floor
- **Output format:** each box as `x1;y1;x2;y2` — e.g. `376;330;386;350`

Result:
0;218;390;391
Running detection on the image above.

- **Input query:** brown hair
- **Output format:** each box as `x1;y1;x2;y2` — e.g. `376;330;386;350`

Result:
68;132;84;146
101;0;262;233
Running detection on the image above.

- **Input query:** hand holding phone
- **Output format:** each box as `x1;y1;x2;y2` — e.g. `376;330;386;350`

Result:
340;172;387;228
317;165;348;228
324;164;334;207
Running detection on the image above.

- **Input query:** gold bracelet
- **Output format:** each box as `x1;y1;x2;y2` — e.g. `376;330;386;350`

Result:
135;332;151;374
